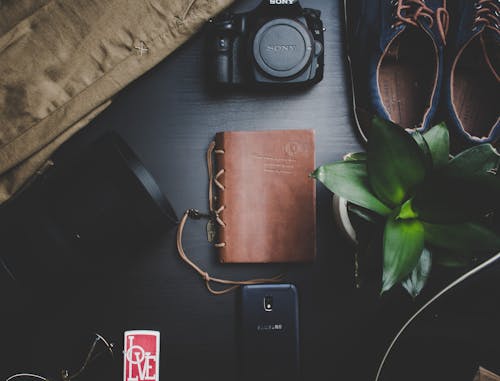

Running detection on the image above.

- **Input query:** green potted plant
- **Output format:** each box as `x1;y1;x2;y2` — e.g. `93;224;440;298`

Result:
312;116;500;297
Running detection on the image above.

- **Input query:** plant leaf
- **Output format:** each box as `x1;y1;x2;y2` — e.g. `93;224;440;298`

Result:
397;198;418;219
411;131;433;169
445;144;500;177
368;116;427;207
413;173;500;223
347;203;382;224
343;152;367;162
414;144;500;223
402;247;432;298
423;122;450;168
312;162;391;216
423;222;500;251
382;216;425;294
433;247;473;268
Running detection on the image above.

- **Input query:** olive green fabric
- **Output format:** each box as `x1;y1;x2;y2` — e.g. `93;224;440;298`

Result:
0;0;233;204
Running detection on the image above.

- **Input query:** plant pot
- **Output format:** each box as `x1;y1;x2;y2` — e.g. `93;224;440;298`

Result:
332;193;358;245
332;194;384;292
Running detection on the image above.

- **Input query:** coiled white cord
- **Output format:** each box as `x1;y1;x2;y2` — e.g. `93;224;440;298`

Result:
375;251;500;381
6;374;47;381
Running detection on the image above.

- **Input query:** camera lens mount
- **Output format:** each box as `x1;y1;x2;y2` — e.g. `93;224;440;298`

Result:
252;18;313;78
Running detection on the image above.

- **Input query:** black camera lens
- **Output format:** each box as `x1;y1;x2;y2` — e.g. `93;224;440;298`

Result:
253;18;313;78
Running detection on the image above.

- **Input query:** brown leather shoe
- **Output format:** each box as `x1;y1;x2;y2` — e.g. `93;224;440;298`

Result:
344;0;448;141
444;0;499;145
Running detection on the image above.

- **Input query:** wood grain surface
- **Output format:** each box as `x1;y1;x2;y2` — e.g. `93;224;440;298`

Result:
1;1;499;380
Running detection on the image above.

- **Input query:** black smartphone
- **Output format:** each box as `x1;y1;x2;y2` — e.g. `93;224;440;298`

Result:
238;283;300;381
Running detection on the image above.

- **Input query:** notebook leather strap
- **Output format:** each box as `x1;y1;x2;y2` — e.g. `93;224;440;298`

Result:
175;141;285;295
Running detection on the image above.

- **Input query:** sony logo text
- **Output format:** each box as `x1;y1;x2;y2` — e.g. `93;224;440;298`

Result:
269;0;296;5
267;45;297;52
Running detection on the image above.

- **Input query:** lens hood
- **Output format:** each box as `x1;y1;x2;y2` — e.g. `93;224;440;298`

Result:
44;131;178;250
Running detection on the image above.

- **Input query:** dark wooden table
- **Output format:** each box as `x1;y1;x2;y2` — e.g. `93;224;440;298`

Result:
1;1;499;380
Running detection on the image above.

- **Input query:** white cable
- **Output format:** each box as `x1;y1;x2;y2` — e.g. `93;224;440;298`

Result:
0;256;16;281
6;374;47;381
375;251;500;381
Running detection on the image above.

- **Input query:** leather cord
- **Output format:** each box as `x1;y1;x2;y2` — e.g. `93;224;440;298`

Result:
207;140;227;238
175;141;285;295
177;209;285;295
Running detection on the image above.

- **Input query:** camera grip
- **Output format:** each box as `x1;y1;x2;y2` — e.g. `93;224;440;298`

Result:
212;35;232;84
215;53;231;84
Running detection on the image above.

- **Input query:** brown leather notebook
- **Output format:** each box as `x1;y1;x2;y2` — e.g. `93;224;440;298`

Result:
213;129;316;263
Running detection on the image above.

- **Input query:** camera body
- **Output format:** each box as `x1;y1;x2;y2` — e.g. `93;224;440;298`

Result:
208;0;324;87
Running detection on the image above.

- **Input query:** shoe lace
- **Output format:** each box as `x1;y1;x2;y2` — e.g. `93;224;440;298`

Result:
392;0;449;43
474;0;500;33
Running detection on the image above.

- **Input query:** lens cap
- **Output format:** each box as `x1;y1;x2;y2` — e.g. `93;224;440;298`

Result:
253;18;313;78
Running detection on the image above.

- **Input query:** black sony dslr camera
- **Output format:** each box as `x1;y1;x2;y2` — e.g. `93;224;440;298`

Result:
207;0;324;86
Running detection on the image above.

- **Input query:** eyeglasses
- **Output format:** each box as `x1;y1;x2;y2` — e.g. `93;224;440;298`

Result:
6;333;114;381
